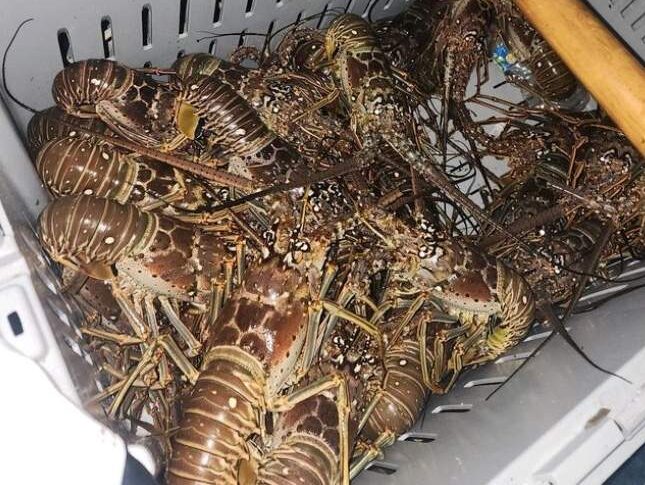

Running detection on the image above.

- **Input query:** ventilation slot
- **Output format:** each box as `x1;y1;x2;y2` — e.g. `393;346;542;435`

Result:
266;20;275;38
245;0;254;14
363;0;377;18
100;17;115;58
264;20;275;51
431;404;473;414
367;462;398;475
208;39;217;55
238;30;247;48
620;0;640;17
384;0;393;8
142;4;152;48
633;11;645;29
179;0;189;36
57;29;74;66
522;330;552;343
7;311;24;336
578;284;629;302
317;4;330;29
46;298;72;327
143;61;152;68
463;377;507;388
295;11;304;25
495;351;532;364
399;432;437;443
62;334;83;357
177;50;186;59
213;0;223;24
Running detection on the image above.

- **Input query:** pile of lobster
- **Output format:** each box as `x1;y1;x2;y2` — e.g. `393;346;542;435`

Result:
25;0;643;483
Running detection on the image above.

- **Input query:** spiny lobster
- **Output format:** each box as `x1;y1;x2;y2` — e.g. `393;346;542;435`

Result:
38;194;258;417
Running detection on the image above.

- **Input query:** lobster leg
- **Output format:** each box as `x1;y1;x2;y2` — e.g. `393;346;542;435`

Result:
301;264;341;371
113;290;149;340
422;322;469;393
156;335;199;385
236;241;246;285
320;299;383;345
206;282;224;328
442;324;489;391
158;296;202;357
109;342;160;418
349;432;396;479
388;294;426;347
223;261;234;301
80;327;142;345
291;88;340;123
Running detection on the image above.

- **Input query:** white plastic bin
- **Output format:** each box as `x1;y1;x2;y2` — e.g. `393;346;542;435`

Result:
0;1;643;484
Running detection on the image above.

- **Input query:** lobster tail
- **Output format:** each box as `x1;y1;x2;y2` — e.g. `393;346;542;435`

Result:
168;348;265;485
52;59;134;117
488;260;535;357
361;338;427;441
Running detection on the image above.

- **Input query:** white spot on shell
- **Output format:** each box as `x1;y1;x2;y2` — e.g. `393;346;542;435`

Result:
104;236;115;245
83;189;94;195
228;397;237;409
101;152;110;160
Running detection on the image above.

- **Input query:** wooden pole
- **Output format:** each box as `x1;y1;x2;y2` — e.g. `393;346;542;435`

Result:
514;0;645;156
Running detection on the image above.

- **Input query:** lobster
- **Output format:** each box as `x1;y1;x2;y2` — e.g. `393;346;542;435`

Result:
33;131;270;250
38;194;261;416
166;229;388;484
373;0;446;93
173;52;356;165
496;6;587;108
312;13;527;246
482;112;645;305
26;106;112;157
172;53;250;92
52;59;190;152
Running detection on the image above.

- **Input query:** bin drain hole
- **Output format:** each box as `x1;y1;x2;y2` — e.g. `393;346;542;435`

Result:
57;29;74;66
317;4;330;29
213;0;223;24
400;432;437;443
7;311;24;336
100;17;115;58
463;377;507;388
367;462;397;475
142;4;152;48
179;0;190;36
431;404;473;414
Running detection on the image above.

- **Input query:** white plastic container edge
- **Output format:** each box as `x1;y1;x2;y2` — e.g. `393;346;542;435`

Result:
0;1;642;484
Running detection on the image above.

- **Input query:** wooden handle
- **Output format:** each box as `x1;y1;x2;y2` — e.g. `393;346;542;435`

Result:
514;0;645;155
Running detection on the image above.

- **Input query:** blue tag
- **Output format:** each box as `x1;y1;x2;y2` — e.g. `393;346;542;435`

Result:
492;42;516;74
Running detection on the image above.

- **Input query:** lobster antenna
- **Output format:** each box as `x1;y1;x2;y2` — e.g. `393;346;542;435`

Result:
209;158;366;212
195;31;268;43
266;8;346;47
2;18;38;113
